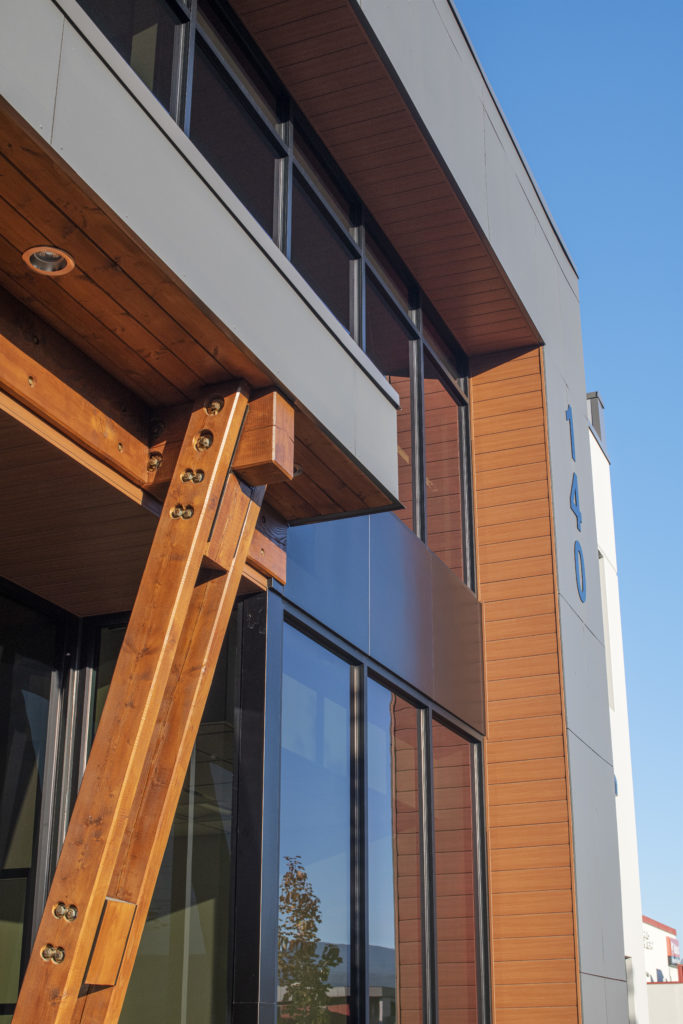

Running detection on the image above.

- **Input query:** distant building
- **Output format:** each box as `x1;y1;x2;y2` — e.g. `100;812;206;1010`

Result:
588;393;650;1023
643;917;682;984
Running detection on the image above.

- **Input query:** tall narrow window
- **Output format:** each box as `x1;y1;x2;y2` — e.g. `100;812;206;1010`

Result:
113;616;242;1024
278;627;351;1021
367;680;424;1024
365;276;416;532
423;350;464;579
190;40;280;234
0;594;59;1015
290;175;355;332
432;720;478;1024
78;0;183;112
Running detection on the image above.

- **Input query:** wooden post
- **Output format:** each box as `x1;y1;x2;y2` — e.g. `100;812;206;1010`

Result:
73;476;266;1023
13;384;252;1023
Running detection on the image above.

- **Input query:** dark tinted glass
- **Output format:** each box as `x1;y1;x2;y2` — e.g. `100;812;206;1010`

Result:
78;0;183;111
119;616;242;1024
197;5;278;126
291;174;353;331
423;350;464;578
191;40;279;234
278;627;351;1021
365;276;415;531
0;593;58;1007
432;721;478;1024
367;680;423;1024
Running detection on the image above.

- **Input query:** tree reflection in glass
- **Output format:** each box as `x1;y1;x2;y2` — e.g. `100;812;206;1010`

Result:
278;627;351;1021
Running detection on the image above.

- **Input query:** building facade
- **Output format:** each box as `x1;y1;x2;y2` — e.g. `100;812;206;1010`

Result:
0;1;630;1022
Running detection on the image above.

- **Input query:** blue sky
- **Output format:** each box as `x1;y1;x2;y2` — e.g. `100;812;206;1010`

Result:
452;0;683;934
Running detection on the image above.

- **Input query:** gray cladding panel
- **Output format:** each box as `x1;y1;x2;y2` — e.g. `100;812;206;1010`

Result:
568;732;627;984
357;0;579;346
1;0;399;499
281;513;485;732
559;599;613;764
0;0;64;142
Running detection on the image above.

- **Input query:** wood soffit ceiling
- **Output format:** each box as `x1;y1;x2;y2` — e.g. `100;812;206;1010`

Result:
0;103;395;524
231;0;541;356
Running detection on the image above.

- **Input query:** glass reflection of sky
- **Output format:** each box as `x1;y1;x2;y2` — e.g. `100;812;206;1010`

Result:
279;627;351;952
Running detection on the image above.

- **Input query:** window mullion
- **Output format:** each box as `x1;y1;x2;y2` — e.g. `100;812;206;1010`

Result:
410;329;427;541
351;663;368;1024
419;707;438;1024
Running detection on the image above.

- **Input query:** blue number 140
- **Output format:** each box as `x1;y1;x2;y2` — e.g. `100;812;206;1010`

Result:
570;472;582;531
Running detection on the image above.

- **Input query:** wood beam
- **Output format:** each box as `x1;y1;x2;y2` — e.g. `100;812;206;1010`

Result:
73;476;266;1023
0;292;152;487
232;389;295;484
13;383;251;1024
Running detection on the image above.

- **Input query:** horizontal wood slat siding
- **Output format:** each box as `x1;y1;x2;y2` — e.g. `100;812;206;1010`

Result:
470;346;581;1024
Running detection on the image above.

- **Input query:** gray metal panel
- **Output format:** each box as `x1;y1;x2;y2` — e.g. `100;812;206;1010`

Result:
579;973;607;1024
560;600;613;764
0;0;64;141
369;513;435;692
282;513;485;732
357;0;580;347
568;732;627;984
431;553;485;734
3;0;399;500
282;518;371;654
604;977;630;1024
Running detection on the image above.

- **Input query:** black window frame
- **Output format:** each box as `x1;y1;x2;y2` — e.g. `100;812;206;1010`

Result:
248;595;491;1024
75;0;477;589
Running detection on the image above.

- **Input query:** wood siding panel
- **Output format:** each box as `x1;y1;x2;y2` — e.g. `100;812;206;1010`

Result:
471;346;580;1023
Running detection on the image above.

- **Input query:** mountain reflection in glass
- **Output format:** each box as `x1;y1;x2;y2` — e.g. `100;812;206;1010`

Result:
278;627;350;1022
367;681;423;1024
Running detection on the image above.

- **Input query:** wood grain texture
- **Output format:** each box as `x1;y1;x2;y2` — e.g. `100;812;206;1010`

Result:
13;385;249;1024
470;345;582;1023
0;105;394;522
229;0;539;356
73;476;266;1024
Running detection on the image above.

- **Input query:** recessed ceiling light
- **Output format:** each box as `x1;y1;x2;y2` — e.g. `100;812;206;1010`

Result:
22;245;75;276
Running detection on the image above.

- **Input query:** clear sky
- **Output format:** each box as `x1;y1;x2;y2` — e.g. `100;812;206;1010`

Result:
451;0;683;937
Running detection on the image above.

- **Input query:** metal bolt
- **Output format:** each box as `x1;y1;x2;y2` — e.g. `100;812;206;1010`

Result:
147;452;163;472
170;504;194;520
150;419;165;440
28;375;35;388
205;396;224;416
53;903;67;919
41;944;65;963
117;442;124;453
292;464;303;478
181;469;204;484
195;430;213;451
65;905;78;922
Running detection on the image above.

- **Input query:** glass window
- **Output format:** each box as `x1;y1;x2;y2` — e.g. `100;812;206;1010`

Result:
294;133;352;230
367;680;423;1024
0;593;59;1009
120;617;242;1024
432;720;478;1024
190;40;280;234
78;0;183;112
278;627;351;1021
291;173;354;332
423;350;464;579
197;5;278;127
365;277;415;532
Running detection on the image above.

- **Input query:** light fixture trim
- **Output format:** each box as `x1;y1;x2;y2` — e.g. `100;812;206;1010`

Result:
22;245;75;277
